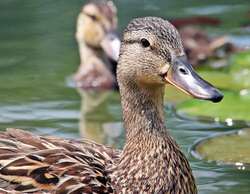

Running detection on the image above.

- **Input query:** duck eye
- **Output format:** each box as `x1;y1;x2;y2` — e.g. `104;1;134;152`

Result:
140;38;150;48
90;15;98;21
86;13;98;21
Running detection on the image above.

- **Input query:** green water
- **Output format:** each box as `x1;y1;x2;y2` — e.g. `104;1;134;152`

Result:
1;0;250;193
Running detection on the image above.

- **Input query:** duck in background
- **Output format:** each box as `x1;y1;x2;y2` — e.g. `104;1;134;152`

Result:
171;16;241;67
74;0;120;90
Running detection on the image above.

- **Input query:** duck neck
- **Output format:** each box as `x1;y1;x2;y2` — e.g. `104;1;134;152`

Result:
120;82;166;141
77;41;103;64
112;81;196;193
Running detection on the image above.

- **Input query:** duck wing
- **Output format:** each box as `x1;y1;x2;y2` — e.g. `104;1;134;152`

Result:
0;128;120;194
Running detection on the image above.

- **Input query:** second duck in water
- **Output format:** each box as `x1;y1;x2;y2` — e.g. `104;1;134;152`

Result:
74;0;120;90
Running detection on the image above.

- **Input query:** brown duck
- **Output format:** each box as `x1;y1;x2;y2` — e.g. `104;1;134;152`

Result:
171;17;241;67
0;17;223;194
74;0;120;90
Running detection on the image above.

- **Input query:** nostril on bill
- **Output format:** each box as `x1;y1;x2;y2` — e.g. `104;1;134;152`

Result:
179;67;188;75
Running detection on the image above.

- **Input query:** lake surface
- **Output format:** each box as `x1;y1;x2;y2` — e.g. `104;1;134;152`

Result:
0;0;250;193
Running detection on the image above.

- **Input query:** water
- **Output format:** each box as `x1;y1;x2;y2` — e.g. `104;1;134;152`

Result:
1;0;250;193
193;128;250;164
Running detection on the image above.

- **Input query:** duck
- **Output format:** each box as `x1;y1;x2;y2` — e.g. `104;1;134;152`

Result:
171;17;240;67
178;26;239;67
0;17;223;194
74;0;120;90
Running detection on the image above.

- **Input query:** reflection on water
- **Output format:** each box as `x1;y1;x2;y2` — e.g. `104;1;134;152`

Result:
78;90;123;146
0;0;250;194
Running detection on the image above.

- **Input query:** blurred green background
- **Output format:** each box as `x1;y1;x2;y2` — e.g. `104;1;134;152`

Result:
0;1;250;193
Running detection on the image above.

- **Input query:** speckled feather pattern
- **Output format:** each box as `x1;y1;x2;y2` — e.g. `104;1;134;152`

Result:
109;82;197;193
0;17;197;194
125;17;184;55
111;134;196;193
0;129;120;194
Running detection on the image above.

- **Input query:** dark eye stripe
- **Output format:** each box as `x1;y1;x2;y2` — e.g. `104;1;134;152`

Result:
123;39;141;44
123;39;171;61
85;13;98;21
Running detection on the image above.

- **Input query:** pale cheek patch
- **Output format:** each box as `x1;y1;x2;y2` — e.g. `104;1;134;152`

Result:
159;64;169;75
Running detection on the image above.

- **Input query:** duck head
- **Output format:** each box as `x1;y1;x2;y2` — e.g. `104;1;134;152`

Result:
118;17;223;103
76;0;120;61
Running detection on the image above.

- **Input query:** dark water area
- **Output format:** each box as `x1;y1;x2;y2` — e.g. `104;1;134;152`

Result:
0;0;250;193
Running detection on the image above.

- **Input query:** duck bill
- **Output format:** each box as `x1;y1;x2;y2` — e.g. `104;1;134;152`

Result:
101;32;121;61
164;56;223;103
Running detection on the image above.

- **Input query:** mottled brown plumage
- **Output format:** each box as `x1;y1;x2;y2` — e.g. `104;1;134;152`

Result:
0;17;199;193
0;128;120;194
110;17;197;193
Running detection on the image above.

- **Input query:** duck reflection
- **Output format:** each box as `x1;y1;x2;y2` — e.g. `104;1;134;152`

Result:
78;90;123;145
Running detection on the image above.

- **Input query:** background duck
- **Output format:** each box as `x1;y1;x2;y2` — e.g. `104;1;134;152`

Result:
74;0;120;90
171;17;242;67
0;17;223;193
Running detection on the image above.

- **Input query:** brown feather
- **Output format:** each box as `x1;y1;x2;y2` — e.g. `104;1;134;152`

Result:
0;129;118;193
